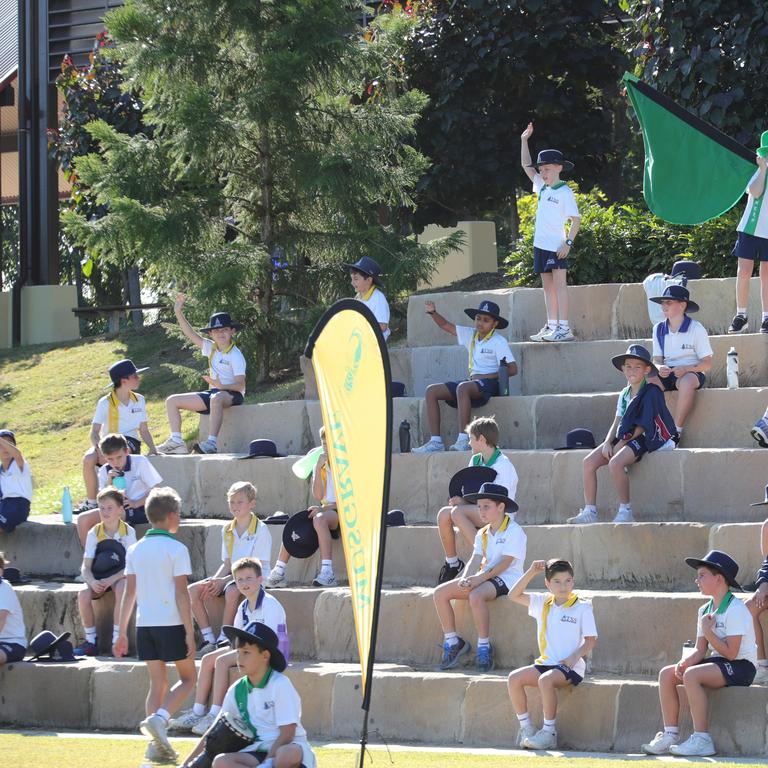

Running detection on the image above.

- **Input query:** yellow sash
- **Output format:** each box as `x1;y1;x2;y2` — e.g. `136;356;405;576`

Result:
224;514;259;559
468;329;495;374
319;463;334;507
479;513;510;569
107;391;139;433
95;519;129;542
356;285;376;302
208;341;235;379
537;592;579;662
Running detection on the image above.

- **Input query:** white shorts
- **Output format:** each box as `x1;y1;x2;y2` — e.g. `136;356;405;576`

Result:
243;739;316;768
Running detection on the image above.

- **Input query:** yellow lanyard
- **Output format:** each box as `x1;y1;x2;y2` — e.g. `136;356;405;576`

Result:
538;593;579;660
108;390;138;433
319;463;333;506
224;514;259;559
356;285;376;302
208;341;235;378
480;513;510;568
468;329;495;374
95;519;128;542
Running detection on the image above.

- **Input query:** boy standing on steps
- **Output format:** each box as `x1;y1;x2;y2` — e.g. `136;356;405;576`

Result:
520;122;581;343
157;293;246;455
413;300;517;453
114;487;197;764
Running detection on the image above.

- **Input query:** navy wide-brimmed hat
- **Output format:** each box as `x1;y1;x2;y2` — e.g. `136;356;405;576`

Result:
448;466;497;500
282;510;319;558
2;566;25;585
556;428;596;451
611;344;658;376
387;509;406;527
199;311;244;332
528;149;574;172
108;359;149;388
464;300;509;330
27;630;74;662
0;429;15;444
264;510;289;525
650;284;700;313
344;256;383;285
685;549;741;590
671;260;701;281
236;439;284;460
462;482;518;513
91;539;127;580
222;622;287;672
751;484;768;507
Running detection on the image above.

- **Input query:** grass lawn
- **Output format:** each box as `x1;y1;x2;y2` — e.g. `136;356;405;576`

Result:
0;736;765;768
0;325;303;515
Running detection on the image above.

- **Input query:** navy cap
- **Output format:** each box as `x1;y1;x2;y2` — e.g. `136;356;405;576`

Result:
344;256;383;285
199;312;244;332
282;509;319;559
461;482;518;513
555;428;596;451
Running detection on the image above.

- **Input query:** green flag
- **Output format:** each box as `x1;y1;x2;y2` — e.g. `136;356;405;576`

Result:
623;72;756;225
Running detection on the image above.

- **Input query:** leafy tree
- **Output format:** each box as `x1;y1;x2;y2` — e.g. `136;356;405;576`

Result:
63;1;458;382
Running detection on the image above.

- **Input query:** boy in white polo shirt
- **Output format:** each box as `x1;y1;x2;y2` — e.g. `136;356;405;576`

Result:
648;285;713;440
157;293;247;455
346;256;391;341
520;122;581;343
0;551;27;665
507;558;598;750
433;482;526;673
414;300;517;453
114;486;197;764
0;429;31;533
190;481;272;655
437;416;519;584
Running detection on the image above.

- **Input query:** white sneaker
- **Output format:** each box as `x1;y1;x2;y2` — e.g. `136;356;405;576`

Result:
753;665;768;684
613;508;635;523
265;570;287;589
413;439;445;454
140;713;173;754
529;325;551;342
542;326;575;342
195;640;218;659
143;740;178;764
193;438;218;454
523;728;558;750
312;571;338;587
448;438;472;452
669;732;716;757
156;437;189;455
191;710;217;736
567;508;597;525
516;723;537;747
642;730;680;755
167;708;203;731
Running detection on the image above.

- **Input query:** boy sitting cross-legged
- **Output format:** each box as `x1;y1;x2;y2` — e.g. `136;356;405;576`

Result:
73;487;137;657
191;481;272;656
433;482;526;673
507;559;598;750
436;416;519;584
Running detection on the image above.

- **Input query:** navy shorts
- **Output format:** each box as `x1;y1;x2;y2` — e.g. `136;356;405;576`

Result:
695;656;756;687
488;575;509;597
217;578;238;596
534;247;568;273
0;641;26;662
623;434;648;460
534;663;583;686
0;497;30;532
124;505;147;525
660;371;706;391
445;378;499;409
136;624;188;662
734;231;768;262
195;389;244;415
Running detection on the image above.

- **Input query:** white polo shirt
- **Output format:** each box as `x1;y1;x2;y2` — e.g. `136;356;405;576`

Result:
468;451;518;501
472;513;527;588
455;325;515;376
532;174;580;252
358;288;391;341
528;591;598;678
201;338;247;391
0;578;27;646
696;594;758;666
221;516;272;573
737;170;768;238
98;455;162;505
234;591;287;634
83;521;137;560
0;459;32;501
125;531;192;626
92;392;148;440
652;317;713;368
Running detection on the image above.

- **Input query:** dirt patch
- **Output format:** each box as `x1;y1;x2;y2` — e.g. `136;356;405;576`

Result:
413;270;510;295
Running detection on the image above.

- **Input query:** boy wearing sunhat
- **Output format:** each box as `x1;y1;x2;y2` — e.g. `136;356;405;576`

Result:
728;135;768;335
347;256;390;341
77;358;157;514
157;293;246;455
433;482;526;673
648;284;713;440
180;622;316;768
642;550;757;757
745;486;768;684
413;300;517;453
0;429;31;533
0;551;27;665
568;344;676;524
520;122;581;342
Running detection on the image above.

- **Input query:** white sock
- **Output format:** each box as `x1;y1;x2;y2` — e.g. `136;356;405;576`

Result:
85;627;96;644
456;433;469;443
693;731;710;738
543;718;556;734
207;435;218;444
759;660;768;668
192;702;206;716
675;425;684;434
431;435;443;444
112;624;120;642
274;561;287;574
547;318;557;328
583;504;597;514
444;632;458;646
171;432;183;441
664;725;679;735
559;320;570;330
477;637;490;648
155;708;170;724
618;503;632;515
321;559;333;574
446;556;459;567
517;713;530;725
216;631;227;643
201;627;215;643
208;705;221;717
737;307;747;316
86;498;97;506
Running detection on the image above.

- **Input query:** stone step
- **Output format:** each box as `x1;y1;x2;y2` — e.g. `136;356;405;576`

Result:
1;660;766;755
407;276;766;346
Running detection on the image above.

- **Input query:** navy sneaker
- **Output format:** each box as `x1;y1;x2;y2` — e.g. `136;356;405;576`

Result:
476;643;495;673
728;314;748;333
439;637;469;670
437;559;464;585
73;640;97;657
762;317;768;334
751;417;768;448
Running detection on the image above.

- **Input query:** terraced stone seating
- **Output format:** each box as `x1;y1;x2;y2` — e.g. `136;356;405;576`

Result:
2;276;768;755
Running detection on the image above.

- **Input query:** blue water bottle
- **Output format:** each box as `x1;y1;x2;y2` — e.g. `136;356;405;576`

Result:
277;623;290;665
61;487;73;524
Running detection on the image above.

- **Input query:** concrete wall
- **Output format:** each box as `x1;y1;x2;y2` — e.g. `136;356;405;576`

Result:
18;284;80;347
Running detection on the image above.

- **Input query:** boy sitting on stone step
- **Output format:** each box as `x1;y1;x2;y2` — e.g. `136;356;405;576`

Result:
73;487;137;657
507;558;598;750
437;416;519;584
568;344;676;525
0;429;31;534
746;487;768;684
414;299;517;453
0;551;27;665
433;482;526;673
191;481;272;657
347;256;390;341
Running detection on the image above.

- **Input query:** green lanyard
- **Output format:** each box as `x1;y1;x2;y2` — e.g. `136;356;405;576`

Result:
234;668;272;738
144;529;175;539
702;590;734;616
472;448;501;468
